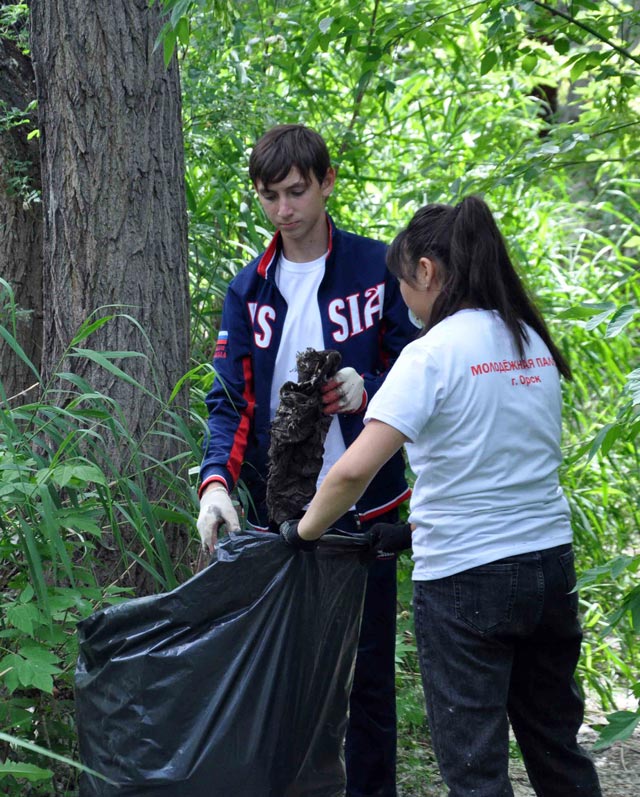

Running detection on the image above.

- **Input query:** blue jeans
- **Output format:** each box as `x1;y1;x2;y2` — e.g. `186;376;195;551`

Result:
413;544;602;797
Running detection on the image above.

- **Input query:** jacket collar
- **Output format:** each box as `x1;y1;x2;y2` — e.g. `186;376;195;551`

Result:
257;214;335;279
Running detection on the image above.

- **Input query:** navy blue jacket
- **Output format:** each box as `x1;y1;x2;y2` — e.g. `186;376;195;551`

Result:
200;216;416;527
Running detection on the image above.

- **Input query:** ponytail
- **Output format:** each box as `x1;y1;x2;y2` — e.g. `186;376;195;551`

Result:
386;195;572;380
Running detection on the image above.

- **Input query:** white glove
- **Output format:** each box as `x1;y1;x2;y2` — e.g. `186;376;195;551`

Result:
196;484;240;553
321;367;365;414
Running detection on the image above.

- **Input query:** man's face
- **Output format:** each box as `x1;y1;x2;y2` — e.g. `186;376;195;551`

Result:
255;166;335;247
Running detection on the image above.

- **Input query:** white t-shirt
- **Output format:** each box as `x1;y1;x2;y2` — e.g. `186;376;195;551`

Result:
365;309;572;580
272;254;347;489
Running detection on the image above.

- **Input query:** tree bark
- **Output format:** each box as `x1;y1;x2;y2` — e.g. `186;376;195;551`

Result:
0;30;43;404
29;0;191;589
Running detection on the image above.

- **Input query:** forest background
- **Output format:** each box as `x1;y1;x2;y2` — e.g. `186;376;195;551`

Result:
0;0;638;794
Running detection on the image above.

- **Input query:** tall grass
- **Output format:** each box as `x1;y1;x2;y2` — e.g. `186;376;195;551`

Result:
0;298;209;795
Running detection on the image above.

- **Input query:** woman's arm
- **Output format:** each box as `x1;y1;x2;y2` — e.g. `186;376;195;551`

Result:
297;420;408;540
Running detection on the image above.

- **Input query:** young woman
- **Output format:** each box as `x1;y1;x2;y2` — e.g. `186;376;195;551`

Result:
281;196;602;796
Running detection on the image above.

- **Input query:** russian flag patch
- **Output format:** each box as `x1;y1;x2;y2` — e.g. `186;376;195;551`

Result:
214;330;228;359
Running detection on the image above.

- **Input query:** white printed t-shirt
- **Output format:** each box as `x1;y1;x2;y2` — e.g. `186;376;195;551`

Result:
271;253;347;490
365;309;572;580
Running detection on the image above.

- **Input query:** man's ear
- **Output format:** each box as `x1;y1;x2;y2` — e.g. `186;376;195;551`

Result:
321;167;336;199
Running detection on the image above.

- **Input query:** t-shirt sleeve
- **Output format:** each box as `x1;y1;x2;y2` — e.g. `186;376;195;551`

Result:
364;342;442;443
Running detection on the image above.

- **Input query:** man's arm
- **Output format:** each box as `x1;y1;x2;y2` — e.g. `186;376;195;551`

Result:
200;284;255;490
197;285;255;549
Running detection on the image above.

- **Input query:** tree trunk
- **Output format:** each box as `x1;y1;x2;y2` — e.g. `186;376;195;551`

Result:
29;0;191;590
0;30;43;404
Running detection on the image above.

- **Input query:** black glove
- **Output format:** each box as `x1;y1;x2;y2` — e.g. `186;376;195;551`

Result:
366;521;412;553
279;519;318;552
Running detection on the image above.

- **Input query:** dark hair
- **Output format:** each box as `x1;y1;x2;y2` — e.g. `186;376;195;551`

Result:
249;124;331;187
386;195;572;379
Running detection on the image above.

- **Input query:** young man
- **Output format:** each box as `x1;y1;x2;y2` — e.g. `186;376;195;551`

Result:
197;124;416;797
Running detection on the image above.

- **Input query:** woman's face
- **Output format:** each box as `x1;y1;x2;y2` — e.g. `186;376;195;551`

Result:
399;257;441;326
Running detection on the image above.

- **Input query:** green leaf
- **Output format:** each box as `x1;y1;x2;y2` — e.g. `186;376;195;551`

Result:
185;178;197;213
6;643;61;694
570;55;591;82
170;0;192;27
164;28;177;66
584;305;617;330
0;732;117;784
69;348;148;392
53;371;96;393
176;16;190;45
71;348;146;360
0;326;41;383
480;50;497;75
5;603;41;636
626;369;640;405
1;664;19;694
605;305;637;338
611;555;638;579
558;301;615;321
572;0;601;11
47;462;108;488
69;316;114;346
593;711;640;750
19;642;61;667
21;585;35;603
57;509;103;536
586;422;622;461
355;68;373;98
0;761;53;782
15;516;49;617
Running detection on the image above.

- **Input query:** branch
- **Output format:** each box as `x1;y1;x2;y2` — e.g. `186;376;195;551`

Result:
337;0;381;163
531;0;640;66
6;382;39;404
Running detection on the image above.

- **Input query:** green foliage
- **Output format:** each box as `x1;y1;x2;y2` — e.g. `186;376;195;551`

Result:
593;710;640;751
0;761;53;783
0;731;116;789
0;2;29;51
0;98;40;205
150;0;236;65
2;0;639;788
0;292;205;793
0;99;37;136
0;3;39;204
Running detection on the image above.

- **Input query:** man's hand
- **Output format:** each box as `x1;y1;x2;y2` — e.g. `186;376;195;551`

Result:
366;522;412;554
196;484;241;553
279;519;319;552
321;367;365;414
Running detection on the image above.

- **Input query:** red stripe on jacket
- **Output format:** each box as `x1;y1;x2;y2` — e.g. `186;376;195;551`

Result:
228;356;255;482
359;487;412;522
257;234;280;278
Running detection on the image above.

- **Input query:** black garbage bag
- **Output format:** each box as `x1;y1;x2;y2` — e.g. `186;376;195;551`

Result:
75;529;369;797
266;348;342;525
